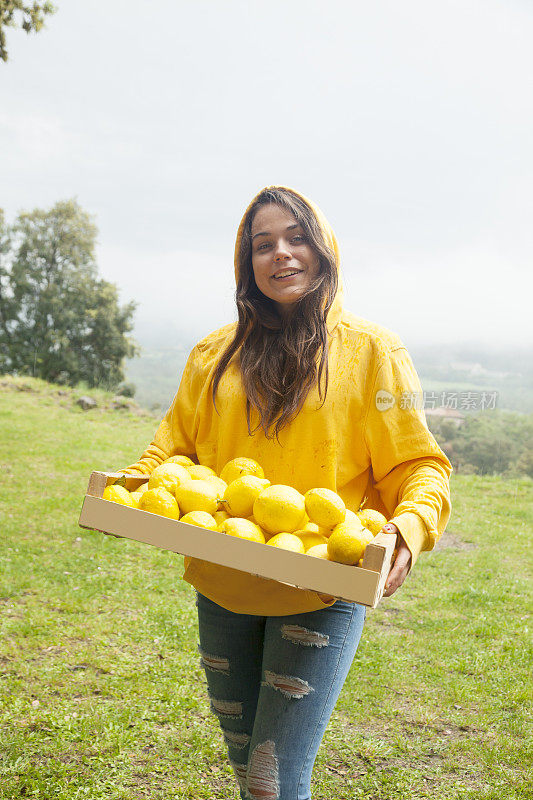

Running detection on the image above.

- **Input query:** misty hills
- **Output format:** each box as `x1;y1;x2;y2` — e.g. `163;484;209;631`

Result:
124;335;533;415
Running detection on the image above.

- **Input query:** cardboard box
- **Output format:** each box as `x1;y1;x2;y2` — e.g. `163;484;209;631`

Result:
78;471;397;608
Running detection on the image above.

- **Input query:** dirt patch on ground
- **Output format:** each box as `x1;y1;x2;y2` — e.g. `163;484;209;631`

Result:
400;716;478;738
323;750;484;795
325;712;486;795
0;376;154;418
333;710;482;749
0;379;39;393
434;531;477;551
369;605;413;630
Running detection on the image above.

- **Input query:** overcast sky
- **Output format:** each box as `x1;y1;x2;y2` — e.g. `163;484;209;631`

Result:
1;0;531;350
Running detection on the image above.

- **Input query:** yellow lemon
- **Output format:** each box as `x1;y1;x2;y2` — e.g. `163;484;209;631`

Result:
302;521;320;533
267;533;305;553
103;484;136;507
187;464;216;480
253;485;306;535
306;543;330;559
180;511;218;530
246;516;270;540
223;476;271;518
148;463;190;494
305;488;346;528
138;487;180;520
221;518;265;544
327;522;373;565
129;491;143;507
213;509;230;530
295;530;328;551
357;508;388;536
164;455;194;467
204;475;228;502
220;457;265;485
175;479;219;515
317;509;356;538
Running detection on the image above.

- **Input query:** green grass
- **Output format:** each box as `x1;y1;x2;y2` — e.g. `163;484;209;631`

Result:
1;377;532;799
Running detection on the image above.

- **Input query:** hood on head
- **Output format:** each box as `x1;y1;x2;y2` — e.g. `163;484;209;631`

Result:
233;185;344;332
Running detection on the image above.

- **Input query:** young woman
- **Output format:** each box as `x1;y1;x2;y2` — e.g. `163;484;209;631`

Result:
120;186;452;800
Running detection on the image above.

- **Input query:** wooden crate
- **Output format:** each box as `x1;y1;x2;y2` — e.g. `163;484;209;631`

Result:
79;471;396;608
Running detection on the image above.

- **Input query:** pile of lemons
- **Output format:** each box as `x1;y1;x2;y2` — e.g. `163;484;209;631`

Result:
102;456;388;566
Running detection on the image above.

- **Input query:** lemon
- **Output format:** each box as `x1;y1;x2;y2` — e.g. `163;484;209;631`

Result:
103;485;136;507
306;543;330;559
253;484;306;535
357;508;388;536
327;522;373;565
135;482;150;495
204;475;228;501
317;509;356;538
267;533;305;553
295;530;328;551
221;518;265;544
305;488;346;528
213;509;230;530
129;491;143;507
302;521;320;533
138;487;180;519
164;455;195;467
245;516;269;540
175;479;219;515
220;457;265;485
180;511;218;530
148;463;190;494
187;464;216;480
223;476;270;518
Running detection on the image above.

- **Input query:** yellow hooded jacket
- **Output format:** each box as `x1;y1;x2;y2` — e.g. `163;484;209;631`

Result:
120;186;452;616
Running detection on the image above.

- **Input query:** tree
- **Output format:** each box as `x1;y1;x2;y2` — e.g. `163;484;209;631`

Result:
449;411;532;476
0;199;139;389
428;408;533;477
0;1;55;62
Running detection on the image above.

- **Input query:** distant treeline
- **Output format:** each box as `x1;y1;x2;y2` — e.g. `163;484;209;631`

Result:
428;411;533;478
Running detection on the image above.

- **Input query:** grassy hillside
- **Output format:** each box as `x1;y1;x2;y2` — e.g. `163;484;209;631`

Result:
1;377;532;800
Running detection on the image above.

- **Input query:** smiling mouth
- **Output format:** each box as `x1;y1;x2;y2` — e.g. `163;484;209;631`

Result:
272;269;302;280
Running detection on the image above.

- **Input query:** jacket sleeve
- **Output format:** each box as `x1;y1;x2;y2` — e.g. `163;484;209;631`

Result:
363;345;452;567
118;345;205;475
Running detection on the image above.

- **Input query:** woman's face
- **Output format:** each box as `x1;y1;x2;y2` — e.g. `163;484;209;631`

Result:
250;204;320;316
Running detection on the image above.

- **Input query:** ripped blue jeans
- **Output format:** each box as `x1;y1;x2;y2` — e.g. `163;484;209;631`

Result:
196;592;366;800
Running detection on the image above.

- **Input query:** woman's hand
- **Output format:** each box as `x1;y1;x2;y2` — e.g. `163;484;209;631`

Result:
381;523;412;597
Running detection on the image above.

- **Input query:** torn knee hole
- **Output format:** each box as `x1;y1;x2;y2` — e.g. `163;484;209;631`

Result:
198;645;230;675
210;697;243;719
247;740;279;800
230;759;248;793
222;727;250;749
263;669;314;699
281;623;329;648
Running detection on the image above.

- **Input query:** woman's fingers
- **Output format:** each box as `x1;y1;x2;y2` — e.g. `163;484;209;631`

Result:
383;539;412;597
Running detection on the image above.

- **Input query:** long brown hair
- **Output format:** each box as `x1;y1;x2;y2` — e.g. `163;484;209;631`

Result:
212;188;338;439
